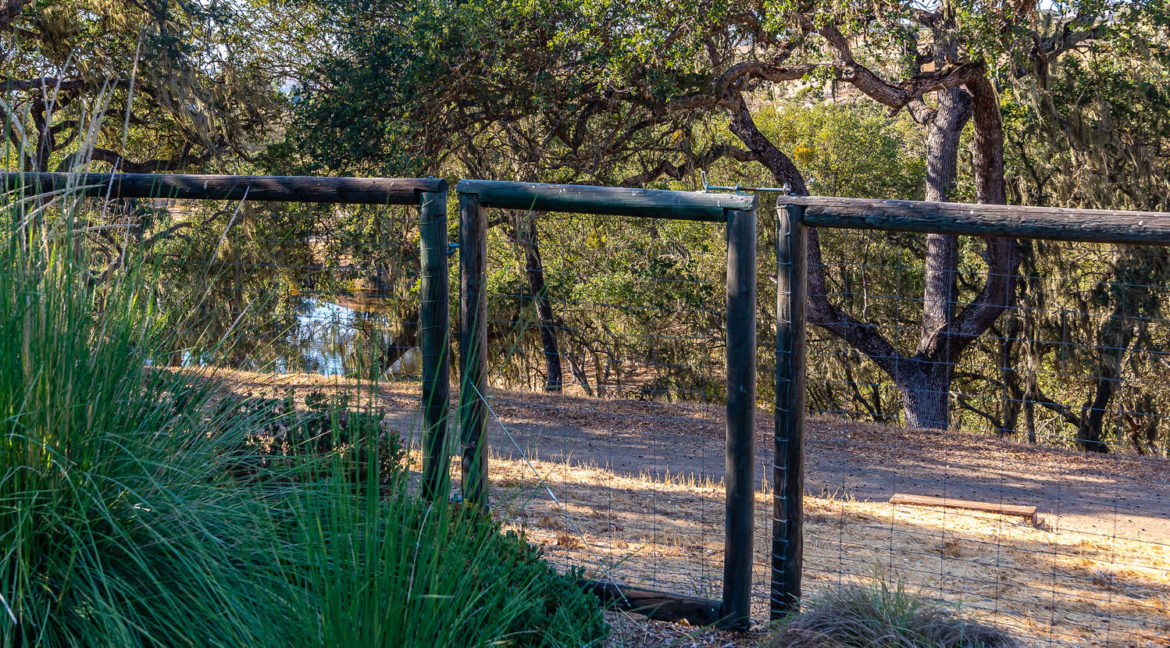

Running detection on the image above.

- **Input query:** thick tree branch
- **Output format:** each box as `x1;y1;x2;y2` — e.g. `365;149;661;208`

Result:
1035;386;1082;428
64;147;212;173
817;24;986;113
723;89;909;379
1;77;129;92
618;143;752;187
922;75;1019;364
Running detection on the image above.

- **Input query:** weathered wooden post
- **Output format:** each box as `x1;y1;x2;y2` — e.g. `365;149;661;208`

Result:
722;203;758;629
773;202;807;618
458;192;489;508
419;187;450;501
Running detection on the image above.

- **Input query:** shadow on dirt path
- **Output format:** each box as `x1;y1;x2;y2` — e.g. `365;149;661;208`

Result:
413;388;1170;545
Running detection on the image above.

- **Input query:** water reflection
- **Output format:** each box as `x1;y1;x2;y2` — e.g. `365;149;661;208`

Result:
286;298;365;376
185;296;413;378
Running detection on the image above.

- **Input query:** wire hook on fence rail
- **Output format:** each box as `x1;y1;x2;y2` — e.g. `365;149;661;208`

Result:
700;169;795;195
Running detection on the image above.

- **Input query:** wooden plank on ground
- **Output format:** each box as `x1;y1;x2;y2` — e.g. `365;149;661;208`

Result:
579;580;723;628
889;493;1038;525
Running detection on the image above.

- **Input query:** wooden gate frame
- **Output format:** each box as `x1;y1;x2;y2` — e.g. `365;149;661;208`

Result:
0;172;453;500
454;179;758;629
769;194;1170;621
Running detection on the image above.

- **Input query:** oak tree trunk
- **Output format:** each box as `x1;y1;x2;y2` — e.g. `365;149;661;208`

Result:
514;213;563;392
904;87;970;428
725;73;1017;433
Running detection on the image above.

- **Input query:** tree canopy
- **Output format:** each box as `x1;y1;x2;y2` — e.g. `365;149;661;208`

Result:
5;0;1170;452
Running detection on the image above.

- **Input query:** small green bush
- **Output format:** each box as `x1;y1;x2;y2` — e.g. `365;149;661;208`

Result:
769;579;1017;648
275;471;608;648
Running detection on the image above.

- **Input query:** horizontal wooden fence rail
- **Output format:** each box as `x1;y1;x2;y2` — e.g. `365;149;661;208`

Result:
1;172;447;205
2;171;452;502
778;195;1170;245
458;179;755;222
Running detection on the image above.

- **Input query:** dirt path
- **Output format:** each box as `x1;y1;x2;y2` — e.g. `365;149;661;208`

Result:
467;388;1170;545
212;371;1169;542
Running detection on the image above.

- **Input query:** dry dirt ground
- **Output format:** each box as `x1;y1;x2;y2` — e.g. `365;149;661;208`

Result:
214;371;1170;648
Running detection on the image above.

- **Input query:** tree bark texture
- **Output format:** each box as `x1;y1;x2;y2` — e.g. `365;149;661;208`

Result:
513;212;563;392
724;73;1018;431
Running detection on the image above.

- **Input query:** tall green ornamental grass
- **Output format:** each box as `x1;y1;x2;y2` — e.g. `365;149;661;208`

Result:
0;219;291;647
0;193;605;647
275;468;607;648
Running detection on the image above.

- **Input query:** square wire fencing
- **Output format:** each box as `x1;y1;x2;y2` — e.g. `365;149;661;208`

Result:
772;195;1170;647
1;172;450;492
453;180;759;628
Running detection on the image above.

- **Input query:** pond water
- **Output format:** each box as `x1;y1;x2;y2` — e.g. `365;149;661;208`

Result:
182;296;411;378
285;298;366;376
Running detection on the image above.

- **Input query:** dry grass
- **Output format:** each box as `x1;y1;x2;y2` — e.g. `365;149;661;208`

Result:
208;371;1170;648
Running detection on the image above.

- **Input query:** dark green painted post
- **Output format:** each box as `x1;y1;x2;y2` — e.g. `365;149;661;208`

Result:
459;193;489;507
419;189;450;501
773;203;807;618
721;206;757;629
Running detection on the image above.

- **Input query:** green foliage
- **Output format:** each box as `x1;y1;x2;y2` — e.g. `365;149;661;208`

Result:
485;213;727;401
708;102;925;199
275;0;712;181
1;0;283;172
1003;9;1170;211
277;479;608;648
0;213;287;647
0;194;607;647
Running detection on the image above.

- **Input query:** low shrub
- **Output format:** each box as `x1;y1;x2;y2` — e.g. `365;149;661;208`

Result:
274;467;608;648
215;388;404;485
769;579;1017;648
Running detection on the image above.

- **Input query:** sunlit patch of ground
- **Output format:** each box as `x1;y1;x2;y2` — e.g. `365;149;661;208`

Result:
481;451;1169;647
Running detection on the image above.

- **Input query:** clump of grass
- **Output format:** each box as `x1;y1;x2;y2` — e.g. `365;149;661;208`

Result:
769;578;1017;648
0;215;288;646
273;462;607;648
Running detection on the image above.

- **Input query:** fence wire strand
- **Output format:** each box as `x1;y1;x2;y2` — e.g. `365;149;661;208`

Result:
783;225;1169;646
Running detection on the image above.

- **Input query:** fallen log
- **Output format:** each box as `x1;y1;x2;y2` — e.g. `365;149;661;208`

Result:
578;580;728;628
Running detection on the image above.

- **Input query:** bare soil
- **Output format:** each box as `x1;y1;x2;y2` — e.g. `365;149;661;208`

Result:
212;371;1170;648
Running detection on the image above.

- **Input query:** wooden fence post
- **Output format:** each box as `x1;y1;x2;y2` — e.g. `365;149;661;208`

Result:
722;205;757;629
419;189;450;501
773;203;807;619
458;193;489;508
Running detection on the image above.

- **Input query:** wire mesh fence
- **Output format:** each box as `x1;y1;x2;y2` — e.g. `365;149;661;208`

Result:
5;174;450;496
33;173;1168;643
772;202;1170;646
155;200;427;383
454;182;760;627
459;187;1170;643
805;233;1170;455
478;209;732;604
